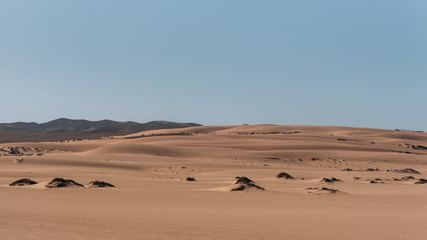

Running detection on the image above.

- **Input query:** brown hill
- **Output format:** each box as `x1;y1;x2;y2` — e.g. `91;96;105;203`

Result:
0;118;201;143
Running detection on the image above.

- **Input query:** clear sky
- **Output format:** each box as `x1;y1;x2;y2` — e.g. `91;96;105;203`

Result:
0;0;426;130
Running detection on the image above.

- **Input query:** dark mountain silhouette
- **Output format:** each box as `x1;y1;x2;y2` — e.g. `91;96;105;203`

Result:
0;118;201;143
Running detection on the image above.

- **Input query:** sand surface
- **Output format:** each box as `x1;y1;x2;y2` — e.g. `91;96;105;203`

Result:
1;124;427;240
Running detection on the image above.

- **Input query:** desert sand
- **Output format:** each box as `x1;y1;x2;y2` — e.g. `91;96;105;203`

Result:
1;124;427;240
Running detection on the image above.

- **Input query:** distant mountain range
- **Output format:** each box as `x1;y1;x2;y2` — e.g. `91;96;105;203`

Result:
0;118;201;143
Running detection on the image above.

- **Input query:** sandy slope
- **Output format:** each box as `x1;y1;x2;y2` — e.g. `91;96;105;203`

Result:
1;124;427;240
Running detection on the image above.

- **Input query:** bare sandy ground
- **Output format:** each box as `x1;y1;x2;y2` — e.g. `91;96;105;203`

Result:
1;124;427;240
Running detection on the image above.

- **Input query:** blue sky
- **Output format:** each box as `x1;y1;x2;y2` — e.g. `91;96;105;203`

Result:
0;0;426;130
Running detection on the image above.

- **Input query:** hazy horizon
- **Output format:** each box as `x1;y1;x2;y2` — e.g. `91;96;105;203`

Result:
1;117;424;132
1;1;426;131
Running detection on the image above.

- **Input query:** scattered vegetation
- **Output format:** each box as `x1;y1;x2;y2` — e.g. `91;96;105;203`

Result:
399;143;427;150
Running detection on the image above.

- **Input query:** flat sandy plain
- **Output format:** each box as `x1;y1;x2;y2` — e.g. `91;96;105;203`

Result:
1;124;427;240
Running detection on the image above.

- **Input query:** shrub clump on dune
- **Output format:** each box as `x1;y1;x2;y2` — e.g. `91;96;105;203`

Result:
276;172;294;179
306;187;344;194
393;176;415;181
414;178;427;184
387;168;421;174
45;178;84;188
320;177;341;183
231;176;265;191
88;180;115;188
316;187;342;194
9;178;38;186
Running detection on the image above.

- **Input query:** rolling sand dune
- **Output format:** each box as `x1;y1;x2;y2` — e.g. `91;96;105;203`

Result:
1;125;427;239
